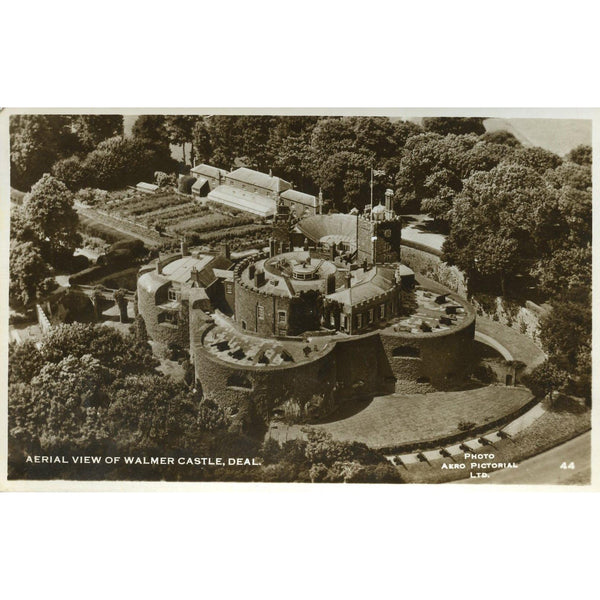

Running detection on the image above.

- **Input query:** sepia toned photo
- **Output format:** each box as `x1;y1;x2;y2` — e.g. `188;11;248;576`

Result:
1;109;594;488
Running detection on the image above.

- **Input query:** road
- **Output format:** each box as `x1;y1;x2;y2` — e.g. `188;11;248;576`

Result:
465;431;592;485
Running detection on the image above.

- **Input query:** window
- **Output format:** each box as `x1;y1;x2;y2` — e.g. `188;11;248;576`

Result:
168;288;178;301
225;282;233;294
368;309;374;324
379;303;385;319
159;311;178;325
241;320;247;330
342;315;348;330
227;374;252;390
384;229;391;238
330;312;335;327
356;313;363;329
278;310;286;324
257;305;265;320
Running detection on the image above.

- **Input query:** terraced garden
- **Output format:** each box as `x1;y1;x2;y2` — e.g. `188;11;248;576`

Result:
76;188;271;252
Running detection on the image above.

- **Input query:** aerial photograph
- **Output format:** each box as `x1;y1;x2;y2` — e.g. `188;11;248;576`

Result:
5;112;593;485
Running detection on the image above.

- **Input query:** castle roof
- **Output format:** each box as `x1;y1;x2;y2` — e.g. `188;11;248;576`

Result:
191;163;228;179
280;188;318;207
226;167;291;194
325;266;396;307
139;254;233;291
162;255;214;283
208;185;277;217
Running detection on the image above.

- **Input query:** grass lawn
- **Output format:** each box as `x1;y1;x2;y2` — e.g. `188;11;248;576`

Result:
272;386;533;450
398;401;591;484
475;316;545;370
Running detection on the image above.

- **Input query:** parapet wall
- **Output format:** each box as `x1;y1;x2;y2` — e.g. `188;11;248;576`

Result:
193;296;475;425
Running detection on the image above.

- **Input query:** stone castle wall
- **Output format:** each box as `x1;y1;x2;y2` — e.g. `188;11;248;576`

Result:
192;303;475;425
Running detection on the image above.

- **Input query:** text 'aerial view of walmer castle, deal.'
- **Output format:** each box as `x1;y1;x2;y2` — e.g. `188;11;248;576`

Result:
6;114;592;484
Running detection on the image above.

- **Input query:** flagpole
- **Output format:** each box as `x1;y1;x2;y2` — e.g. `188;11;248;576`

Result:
370;166;373;207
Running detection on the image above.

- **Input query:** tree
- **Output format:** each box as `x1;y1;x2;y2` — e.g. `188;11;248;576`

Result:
9;354;110;453
422;117;486;136
566;144;592;166
531;246;591;298
522;360;569;405
539;296;591;372
511;146;562;174
443;163;559;294
303;429;353;466
8;341;45;385
23;174;81;267
107;375;201;451
9;240;52;306
557;186;592;246
132;115;171;147
545;161;591;191
9;114;76;190
165;115;198;165
196;398;229;432
481;129;521;147
52;155;93;190
72;115;124;151
191;120;212;164
393;132;505;213
40;323;158;378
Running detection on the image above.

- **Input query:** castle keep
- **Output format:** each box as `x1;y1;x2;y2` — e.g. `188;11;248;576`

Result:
137;192;475;426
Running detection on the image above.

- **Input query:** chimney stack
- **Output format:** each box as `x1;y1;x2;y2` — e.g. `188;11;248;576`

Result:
181;236;190;257
345;272;352;289
248;264;256;280
156;258;163;274
255;270;266;287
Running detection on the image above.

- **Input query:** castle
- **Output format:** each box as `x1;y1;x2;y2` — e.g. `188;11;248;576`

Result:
136;191;476;426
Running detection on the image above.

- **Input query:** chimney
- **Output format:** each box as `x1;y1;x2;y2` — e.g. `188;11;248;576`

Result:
345;272;352;289
221;241;230;260
181;236;190;257
190;266;200;286
269;238;277;257
156;259;163;274
255;270;266;287
326;273;336;294
248;264;256;280
385;188;394;215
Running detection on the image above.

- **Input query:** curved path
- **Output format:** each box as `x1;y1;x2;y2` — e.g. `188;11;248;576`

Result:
475;316;546;371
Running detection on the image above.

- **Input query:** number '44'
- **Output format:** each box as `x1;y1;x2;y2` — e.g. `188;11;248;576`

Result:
560;462;575;470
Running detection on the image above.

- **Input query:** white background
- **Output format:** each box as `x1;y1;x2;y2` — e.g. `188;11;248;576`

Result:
1;2;598;599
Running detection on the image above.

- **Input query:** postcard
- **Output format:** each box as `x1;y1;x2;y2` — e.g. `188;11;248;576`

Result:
1;108;595;489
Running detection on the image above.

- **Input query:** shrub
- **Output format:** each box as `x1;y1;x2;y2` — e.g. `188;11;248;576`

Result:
178;175;197;194
76;188;108;206
52;156;93;191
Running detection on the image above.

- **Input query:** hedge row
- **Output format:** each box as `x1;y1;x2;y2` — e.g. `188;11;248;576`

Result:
187;224;271;245
169;215;254;235
78;214;138;245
